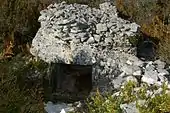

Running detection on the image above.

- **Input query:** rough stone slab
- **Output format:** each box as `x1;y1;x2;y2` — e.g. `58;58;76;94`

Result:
120;102;139;113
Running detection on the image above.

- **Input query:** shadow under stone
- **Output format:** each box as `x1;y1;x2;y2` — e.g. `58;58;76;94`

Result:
44;63;93;103
136;33;158;61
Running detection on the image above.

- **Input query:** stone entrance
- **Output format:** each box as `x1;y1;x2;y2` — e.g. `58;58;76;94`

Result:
45;63;92;102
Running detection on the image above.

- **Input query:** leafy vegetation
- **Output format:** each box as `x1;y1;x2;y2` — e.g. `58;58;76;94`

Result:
0;55;48;113
0;0;55;58
84;81;170;113
115;0;170;63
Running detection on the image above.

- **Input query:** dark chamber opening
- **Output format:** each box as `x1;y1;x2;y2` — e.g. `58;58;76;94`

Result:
136;34;158;61
44;63;93;103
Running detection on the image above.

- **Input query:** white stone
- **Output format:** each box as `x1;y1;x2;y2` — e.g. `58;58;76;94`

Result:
119;72;126;77
112;76;124;89
96;23;107;33
87;37;95;44
128;55;144;67
121;65;133;75
168;84;170;89
141;76;156;85
126;76;138;83
126;60;133;65
120;102;139;113
154;59;166;69
121;64;141;75
158;74;168;83
146;61;154;68
133;70;142;76
100;61;105;67
93;34;101;42
107;22;116;28
70;27;81;33
60;109;66;113
158;69;169;76
44;102;73;113
123;23;139;33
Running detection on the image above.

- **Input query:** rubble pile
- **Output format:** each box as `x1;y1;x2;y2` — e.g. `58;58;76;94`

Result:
30;1;170;113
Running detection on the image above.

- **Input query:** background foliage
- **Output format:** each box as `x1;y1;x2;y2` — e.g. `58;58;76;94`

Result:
0;55;48;113
115;0;170;63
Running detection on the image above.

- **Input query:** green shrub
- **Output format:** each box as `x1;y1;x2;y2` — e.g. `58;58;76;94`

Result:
84;81;170;113
0;55;48;113
0;77;44;113
138;83;170;113
115;0;170;63
115;0;170;25
0;0;55;57
86;89;122;113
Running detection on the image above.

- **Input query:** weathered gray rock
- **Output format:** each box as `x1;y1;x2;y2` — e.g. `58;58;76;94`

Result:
111;76;124;89
127;55;144;67
44;101;74;113
126;76;138;83
120;102;139;113
158;69;169;76
87;37;95;44
30;1;139;65
133;70;142;76
141;61;169;86
154;59;166;69
141;63;158;85
96;23;108;33
121;64;141;75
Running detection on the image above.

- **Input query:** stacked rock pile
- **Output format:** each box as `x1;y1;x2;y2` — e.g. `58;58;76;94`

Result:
30;1;170;113
30;1;140;91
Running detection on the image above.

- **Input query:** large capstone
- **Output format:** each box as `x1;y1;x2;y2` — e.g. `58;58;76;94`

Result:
30;1;139;65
